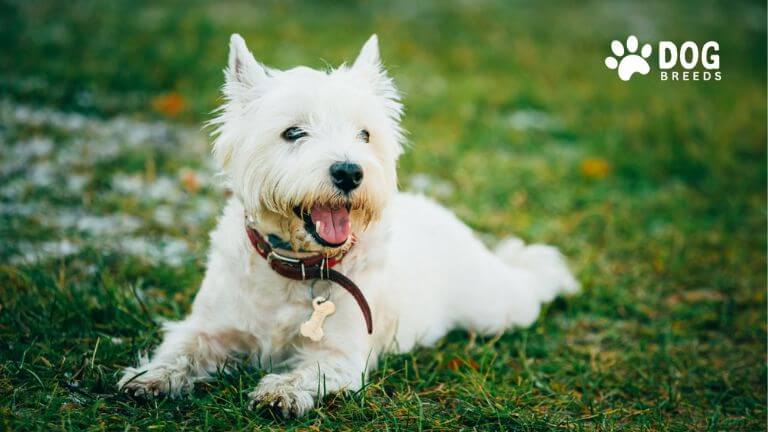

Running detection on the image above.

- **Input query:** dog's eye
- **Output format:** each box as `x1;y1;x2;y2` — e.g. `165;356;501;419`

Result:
282;127;308;141
358;129;370;143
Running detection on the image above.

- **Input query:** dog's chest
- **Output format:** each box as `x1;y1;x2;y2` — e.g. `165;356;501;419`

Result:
246;284;316;352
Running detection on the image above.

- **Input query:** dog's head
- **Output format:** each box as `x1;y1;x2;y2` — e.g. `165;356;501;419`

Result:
210;34;404;253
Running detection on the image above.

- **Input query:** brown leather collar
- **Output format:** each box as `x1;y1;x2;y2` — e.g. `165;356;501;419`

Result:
245;225;373;334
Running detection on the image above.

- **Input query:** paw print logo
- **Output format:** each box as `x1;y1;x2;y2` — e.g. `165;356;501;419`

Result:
604;35;652;81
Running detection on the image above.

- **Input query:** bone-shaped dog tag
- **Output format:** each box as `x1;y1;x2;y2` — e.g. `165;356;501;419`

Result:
300;297;335;341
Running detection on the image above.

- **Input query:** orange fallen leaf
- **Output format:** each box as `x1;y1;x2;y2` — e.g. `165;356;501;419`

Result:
447;357;479;371
665;289;724;306
152;92;185;117
580;157;611;179
179;169;200;193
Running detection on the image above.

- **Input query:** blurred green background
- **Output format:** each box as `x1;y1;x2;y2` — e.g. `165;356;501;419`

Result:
1;0;765;430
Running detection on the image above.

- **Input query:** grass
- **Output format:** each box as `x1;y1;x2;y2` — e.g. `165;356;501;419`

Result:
0;0;765;430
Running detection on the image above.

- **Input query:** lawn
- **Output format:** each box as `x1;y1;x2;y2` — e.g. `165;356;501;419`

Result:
1;0;765;430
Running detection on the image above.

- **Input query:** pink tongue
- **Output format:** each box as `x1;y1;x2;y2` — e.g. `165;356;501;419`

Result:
310;205;350;245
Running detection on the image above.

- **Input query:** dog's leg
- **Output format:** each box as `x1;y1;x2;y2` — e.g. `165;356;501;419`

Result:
248;324;372;418
118;319;255;397
248;347;370;417
450;237;579;335
494;237;580;302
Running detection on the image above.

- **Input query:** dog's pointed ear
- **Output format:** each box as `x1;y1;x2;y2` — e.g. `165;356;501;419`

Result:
224;34;268;97
353;34;381;69
351;34;397;95
211;34;270;170
351;34;404;155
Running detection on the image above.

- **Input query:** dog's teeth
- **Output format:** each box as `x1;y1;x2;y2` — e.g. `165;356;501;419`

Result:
316;221;324;232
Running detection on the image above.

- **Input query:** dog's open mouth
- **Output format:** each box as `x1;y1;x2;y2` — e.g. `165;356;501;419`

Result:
294;203;351;247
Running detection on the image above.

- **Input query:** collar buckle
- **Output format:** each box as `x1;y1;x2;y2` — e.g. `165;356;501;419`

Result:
267;250;307;280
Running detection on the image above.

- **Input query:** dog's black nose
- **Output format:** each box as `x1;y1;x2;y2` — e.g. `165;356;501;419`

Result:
330;161;363;193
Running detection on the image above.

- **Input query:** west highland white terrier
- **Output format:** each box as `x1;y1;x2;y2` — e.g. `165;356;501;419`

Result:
118;34;579;417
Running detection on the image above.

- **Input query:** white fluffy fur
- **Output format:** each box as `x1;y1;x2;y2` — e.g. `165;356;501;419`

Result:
118;34;579;417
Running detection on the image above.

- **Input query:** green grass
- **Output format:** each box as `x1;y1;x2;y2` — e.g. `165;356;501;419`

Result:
1;0;765;430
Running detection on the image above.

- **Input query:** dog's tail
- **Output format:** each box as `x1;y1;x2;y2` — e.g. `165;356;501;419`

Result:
494;237;580;302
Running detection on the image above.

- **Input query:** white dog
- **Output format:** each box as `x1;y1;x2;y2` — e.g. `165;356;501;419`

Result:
118;34;579;417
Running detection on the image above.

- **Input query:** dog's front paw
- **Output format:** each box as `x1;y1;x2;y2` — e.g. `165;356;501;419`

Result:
248;373;315;418
117;364;193;398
